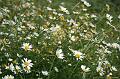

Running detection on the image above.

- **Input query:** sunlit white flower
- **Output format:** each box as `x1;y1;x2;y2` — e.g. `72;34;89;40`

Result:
96;61;113;76
8;58;13;61
96;66;104;76
22;58;33;73
73;11;80;14
50;24;61;32
47;7;52;11
59;6;69;14
69;48;85;60
81;0;91;7
22;58;33;67
70;36;76;41
74;51;84;60
82;9;87;12
58;13;63;16
106;14;113;22
9;63;15;72
49;15;56;20
15;65;21;73
111;43;120;49
42;71;49;76
21;43;32;51
91;14;97;18
68;63;72;66
111;66;117;71
56;49;64;59
17;53;23;58
67;19;78;26
89;23;96;27
47;0;52;3
53;11;57;15
96;66;102;72
118;15;120;19
81;65;90;72
5;64;9;70
2;75;14;79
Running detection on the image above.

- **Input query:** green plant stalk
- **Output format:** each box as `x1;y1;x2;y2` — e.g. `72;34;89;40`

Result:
47;57;55;79
82;72;86;79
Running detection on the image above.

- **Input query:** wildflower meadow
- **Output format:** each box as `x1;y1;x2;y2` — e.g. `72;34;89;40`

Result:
0;0;120;79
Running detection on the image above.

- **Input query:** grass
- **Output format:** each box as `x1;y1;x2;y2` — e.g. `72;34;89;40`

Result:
0;0;120;79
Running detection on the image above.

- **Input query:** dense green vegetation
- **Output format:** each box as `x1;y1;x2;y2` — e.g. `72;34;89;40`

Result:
0;0;120;79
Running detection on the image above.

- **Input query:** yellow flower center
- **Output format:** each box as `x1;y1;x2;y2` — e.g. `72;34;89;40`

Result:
75;53;80;58
24;45;29;51
24;62;29;66
59;16;64;21
25;66;29;71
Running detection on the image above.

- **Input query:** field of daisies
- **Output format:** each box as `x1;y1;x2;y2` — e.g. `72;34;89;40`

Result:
0;0;120;79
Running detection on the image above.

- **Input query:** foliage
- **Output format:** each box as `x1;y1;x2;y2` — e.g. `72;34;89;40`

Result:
0;0;120;79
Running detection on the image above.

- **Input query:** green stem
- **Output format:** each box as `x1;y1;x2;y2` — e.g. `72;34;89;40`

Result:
68;60;80;79
20;74;24;79
82;72;86;79
47;57;55;79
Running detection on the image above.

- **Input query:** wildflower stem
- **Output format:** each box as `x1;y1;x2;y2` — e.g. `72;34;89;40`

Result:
72;2;80;10
47;57;55;79
68;60;80;79
82;72;86;79
20;74;24;79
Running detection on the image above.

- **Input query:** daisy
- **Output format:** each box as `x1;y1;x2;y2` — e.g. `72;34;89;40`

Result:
111;43;120;49
81;65;90;72
69;48;85;60
59;6;69;14
106;14;113;22
22;58;33;73
9;63;15;73
81;0;91;7
56;49;64;59
2;75;14;79
111;66;117;71
15;65;21;73
42;71;49;76
21;43;32;51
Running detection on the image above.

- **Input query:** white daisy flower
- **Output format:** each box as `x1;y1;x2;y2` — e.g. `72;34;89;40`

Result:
70;36;76;41
81;0;91;7
2;75;14;79
111;43;120;49
15;65;21;73
118;15;120;19
21;43;32;51
56;49;64;59
81;65;90;72
106;14;113;22
22;58;33;73
69;48;85;60
111;66;117;71
59;6;69;14
42;71;49;76
47;7;52;11
9;63;15;72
